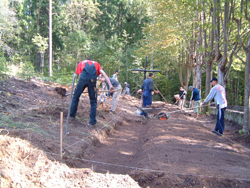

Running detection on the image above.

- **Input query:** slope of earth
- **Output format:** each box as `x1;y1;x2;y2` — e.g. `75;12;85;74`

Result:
0;135;139;187
0;76;250;188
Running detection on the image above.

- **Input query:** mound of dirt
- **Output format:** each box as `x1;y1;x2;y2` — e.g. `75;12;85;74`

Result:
0;135;140;188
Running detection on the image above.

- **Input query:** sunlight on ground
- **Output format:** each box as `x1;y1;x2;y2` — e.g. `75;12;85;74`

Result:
119;150;134;155
154;135;241;153
6;64;21;76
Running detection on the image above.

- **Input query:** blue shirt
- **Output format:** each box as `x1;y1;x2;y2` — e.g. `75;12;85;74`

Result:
141;78;154;92
125;83;130;88
191;88;201;101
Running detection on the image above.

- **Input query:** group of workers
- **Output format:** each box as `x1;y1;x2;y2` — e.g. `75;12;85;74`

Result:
175;77;227;136
69;57;227;136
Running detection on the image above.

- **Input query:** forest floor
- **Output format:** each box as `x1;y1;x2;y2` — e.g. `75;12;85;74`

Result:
0;76;250;188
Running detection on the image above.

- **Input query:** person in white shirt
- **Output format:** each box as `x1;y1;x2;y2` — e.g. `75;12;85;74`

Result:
178;87;187;109
203;77;227;136
112;70;119;81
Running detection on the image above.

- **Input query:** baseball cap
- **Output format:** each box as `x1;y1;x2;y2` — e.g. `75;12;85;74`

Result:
210;77;218;82
189;86;193;90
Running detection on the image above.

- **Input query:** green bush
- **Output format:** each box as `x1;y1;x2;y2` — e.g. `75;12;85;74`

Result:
18;61;35;81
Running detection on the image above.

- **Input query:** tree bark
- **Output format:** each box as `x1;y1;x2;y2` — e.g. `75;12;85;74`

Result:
49;0;53;77
214;0;222;82
205;6;215;96
218;0;229;87
242;36;250;136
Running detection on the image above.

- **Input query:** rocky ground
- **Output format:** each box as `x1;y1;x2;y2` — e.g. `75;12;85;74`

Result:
0;76;250;188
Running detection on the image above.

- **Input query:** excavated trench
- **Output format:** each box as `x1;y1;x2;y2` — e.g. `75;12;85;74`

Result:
62;105;250;188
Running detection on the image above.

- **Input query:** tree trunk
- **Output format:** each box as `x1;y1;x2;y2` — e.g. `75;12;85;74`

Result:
242;36;250;136
49;0;53;77
214;0;222;81
218;0;229;87
197;11;203;92
184;52;191;91
40;52;44;75
205;6;214;96
178;45;183;86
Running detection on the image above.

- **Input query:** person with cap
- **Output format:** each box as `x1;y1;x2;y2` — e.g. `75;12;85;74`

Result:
70;57;113;127
203;77;227;136
140;72;160;116
99;77;122;114
189;86;201;118
122;82;130;96
112;70;119;81
178;87;187;109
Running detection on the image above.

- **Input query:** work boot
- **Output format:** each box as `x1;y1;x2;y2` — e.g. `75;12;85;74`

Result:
69;116;76;122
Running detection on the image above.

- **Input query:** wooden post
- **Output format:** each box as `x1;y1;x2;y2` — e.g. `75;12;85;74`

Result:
49;0;52;77
60;112;63;159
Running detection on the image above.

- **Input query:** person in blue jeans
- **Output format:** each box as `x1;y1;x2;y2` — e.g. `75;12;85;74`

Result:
140;73;160;116
70;58;113;126
203;77;227;136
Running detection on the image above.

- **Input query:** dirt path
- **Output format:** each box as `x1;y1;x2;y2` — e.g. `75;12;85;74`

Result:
78;105;250;187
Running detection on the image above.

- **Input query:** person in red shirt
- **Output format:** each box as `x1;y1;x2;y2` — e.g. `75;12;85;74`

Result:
70;58;113;126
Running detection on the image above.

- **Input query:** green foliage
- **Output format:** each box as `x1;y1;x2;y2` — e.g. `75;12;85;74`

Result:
0;55;9;75
1;0;248;108
50;70;75;86
32;34;48;53
18;61;35;81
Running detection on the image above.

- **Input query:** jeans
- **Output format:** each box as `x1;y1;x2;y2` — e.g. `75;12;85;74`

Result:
70;78;97;125
215;105;226;134
141;92;152;116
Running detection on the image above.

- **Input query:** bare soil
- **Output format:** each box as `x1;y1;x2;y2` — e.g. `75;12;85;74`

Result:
0;77;250;188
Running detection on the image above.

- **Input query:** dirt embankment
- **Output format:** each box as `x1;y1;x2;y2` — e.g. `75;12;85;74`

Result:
0;77;250;188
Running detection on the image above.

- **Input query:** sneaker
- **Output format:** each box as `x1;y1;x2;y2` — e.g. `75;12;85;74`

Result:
86;123;95;128
211;130;217;134
216;132;222;136
110;110;116;114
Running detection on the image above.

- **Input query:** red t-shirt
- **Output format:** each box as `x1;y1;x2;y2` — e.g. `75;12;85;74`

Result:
75;60;102;75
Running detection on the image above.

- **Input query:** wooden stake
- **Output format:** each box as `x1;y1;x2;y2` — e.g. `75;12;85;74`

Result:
154;84;168;103
60;112;63;159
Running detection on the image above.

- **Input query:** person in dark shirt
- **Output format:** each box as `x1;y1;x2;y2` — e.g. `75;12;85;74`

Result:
140;73;160;116
99;77;122;114
122;82;130;96
189;86;201;118
70;58;113;126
